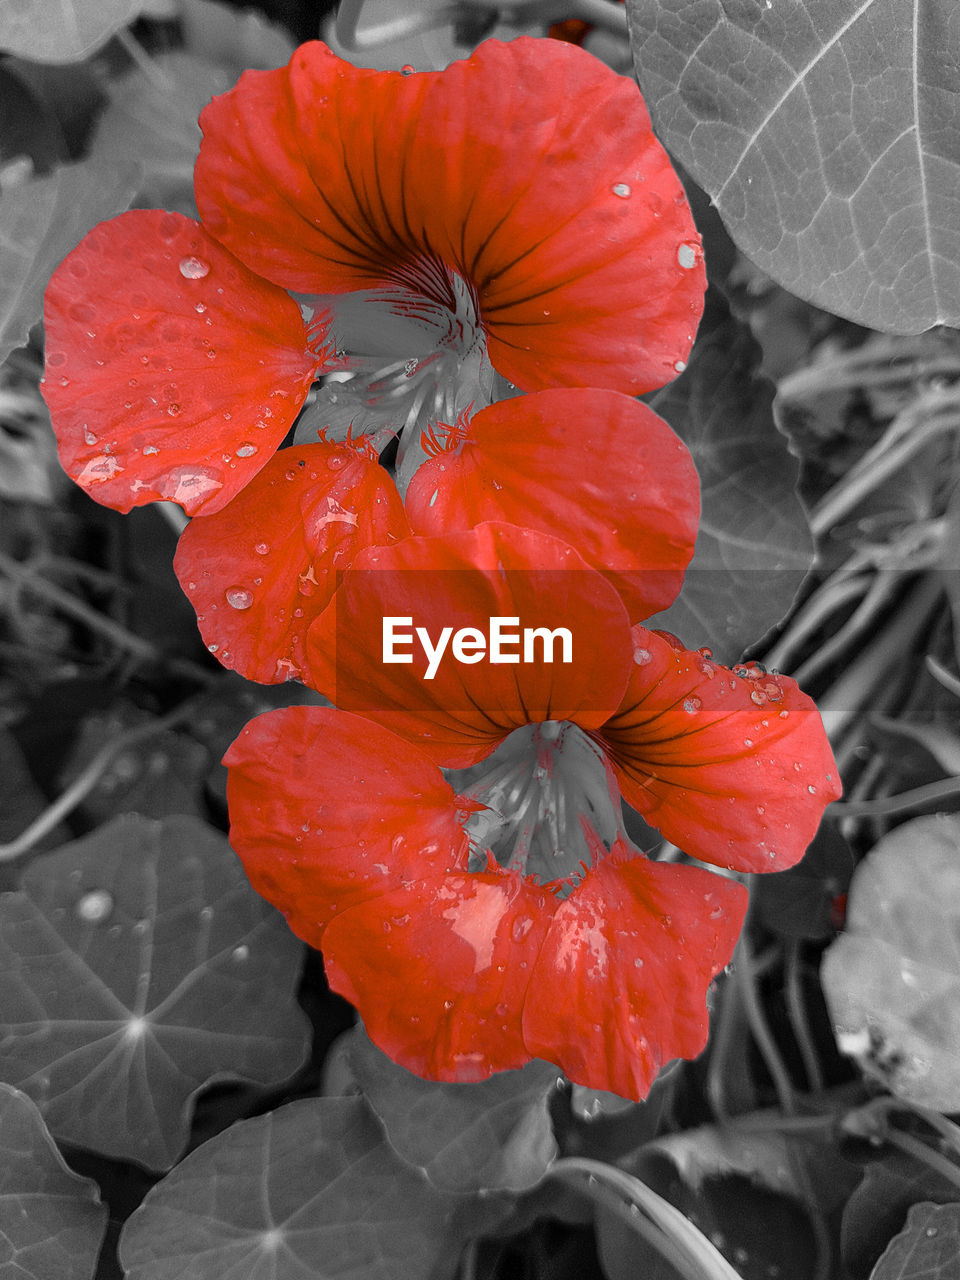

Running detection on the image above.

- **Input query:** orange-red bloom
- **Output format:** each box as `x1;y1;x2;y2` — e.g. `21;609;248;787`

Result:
173;388;699;683
41;37;705;517
223;524;838;1095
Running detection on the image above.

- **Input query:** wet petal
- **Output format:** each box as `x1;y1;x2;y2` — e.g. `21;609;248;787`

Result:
322;868;556;1082
42;210;323;516
173;442;409;684
523;841;747;1099
596;629;842;872
195;39;704;394
223;706;467;948
405;388;700;621
306;522;634;767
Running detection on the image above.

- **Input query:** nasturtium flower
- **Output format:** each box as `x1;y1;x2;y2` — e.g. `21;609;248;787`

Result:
41;36;705;517
225;703;748;1098
172;388;699;683
224;523;838;1095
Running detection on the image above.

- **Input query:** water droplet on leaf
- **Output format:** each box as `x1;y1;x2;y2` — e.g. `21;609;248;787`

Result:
76;890;113;924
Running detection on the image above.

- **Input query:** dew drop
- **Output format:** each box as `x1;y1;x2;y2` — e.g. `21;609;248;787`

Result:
400;63;415;74
235;443;258;458
677;243;698;269
633;647;652;666
233;944;250;962
83;427;97;445
167;403;182;417
674;360;687;372
612;182;631;198
683;696;702;714
226;587;254;610
195;302;207;314
76;889;113;924
807;784;817;795
179;256;210;279
254;542;270;555
143;444;159;456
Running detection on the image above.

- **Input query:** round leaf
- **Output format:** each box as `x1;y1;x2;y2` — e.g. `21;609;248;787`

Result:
119;1097;458;1280
627;0;960;332
821;814;960;1111
0;814;311;1170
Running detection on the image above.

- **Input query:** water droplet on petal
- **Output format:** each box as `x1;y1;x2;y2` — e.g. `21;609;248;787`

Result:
633;647;652;666
195;302;207;314
612;182;631;198
76;889;113;924
400;63;415;74
254;542;270;556
167;403;181;417
674;360;687;372
226;587;254;610
179;256;210;279
235;443;258;458
683;696;702;714
83;428;97;445
142;445;159;456
678;243;698;269
807;784;817;795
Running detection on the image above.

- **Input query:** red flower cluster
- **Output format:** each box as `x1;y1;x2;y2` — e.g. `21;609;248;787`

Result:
41;35;840;1099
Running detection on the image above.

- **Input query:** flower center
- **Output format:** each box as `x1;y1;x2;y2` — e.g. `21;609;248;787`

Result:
294;261;494;473
446;722;624;889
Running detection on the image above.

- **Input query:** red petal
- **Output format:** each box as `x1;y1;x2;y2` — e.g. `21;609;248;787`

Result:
306;522;634;767
195;39;704;394
322;869;556;1082
41;210;321;516
523;842;747;1099
596;630;842;872
173;442;410;684
405;389;700;621
223;706;467;948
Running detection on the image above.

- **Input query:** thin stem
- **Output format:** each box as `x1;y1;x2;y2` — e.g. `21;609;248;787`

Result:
734;926;797;1116
551;1158;744;1280
927;654;960;699
784;939;824;1095
0;698;201;864
828;774;960;818
811;404;960;538
763;572;870;675
790;570;907;688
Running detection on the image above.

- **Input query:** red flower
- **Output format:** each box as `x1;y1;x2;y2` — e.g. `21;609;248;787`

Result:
41;38;704;519
172;388;699;683
196;37;705;400
225;704;748;1098
306;523;841;873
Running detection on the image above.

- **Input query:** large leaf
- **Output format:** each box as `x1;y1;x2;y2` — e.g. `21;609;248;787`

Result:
0;156;139;367
871;1202;960;1280
821;813;960;1111
350;1027;559;1195
0;0;139;63
119;1096;460;1280
0;1084;107;1280
627;0;960;333
0;814;310;1170
646;292;813;660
